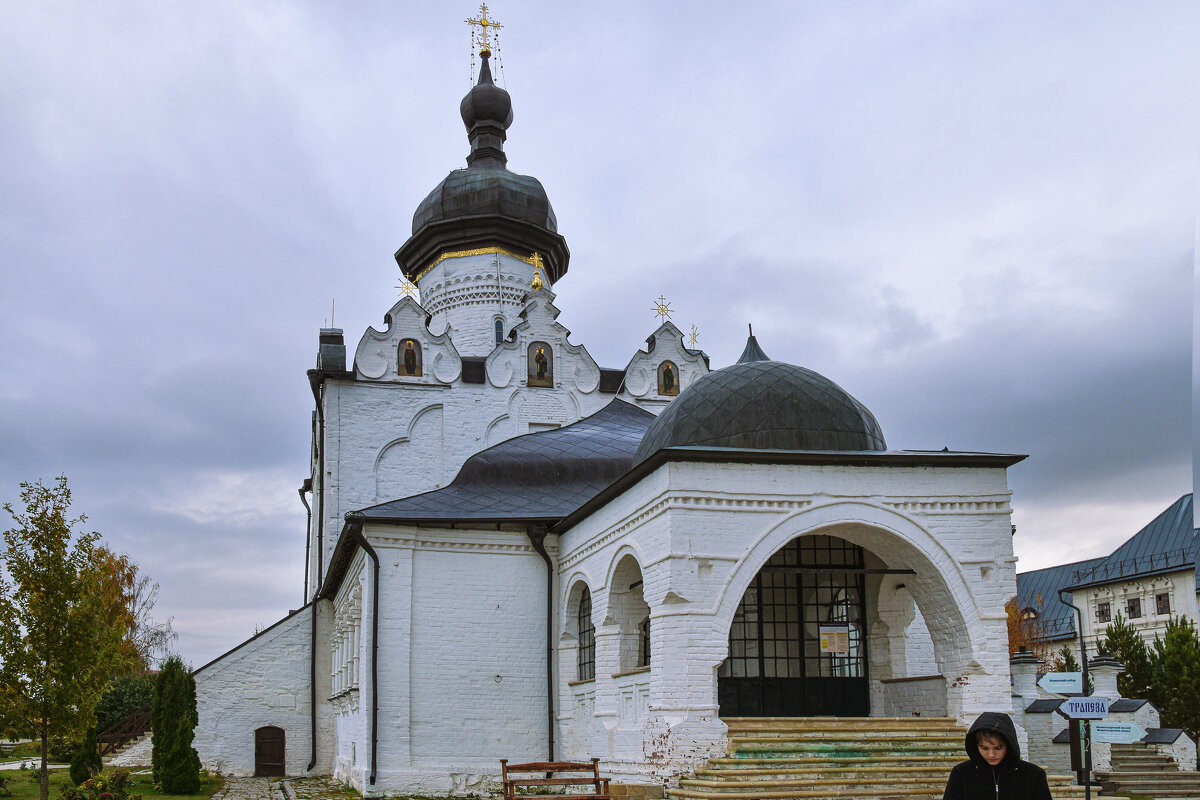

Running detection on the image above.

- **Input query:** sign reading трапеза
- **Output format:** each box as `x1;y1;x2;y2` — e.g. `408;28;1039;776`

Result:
1058;696;1110;720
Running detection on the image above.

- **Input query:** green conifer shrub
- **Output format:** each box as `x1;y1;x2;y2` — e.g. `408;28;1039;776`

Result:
1099;614;1155;699
152;656;200;793
69;728;102;786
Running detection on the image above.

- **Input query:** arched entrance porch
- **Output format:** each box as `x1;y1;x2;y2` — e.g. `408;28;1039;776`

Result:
714;504;989;721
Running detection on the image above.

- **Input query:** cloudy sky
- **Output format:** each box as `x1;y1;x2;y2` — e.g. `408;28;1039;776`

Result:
2;2;1195;667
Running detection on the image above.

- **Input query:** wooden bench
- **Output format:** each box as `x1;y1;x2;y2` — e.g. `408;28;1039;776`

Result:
500;758;611;800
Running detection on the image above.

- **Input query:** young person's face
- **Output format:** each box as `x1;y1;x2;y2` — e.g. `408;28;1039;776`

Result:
977;735;1007;766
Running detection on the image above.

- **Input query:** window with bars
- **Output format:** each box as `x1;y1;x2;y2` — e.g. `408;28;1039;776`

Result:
1156;592;1170;615
577;587;595;681
639;616;651;667
1096;602;1111;623
1126;597;1142;619
718;535;866;681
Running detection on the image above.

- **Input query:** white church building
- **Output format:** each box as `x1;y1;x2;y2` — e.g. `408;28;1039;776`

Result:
193;44;1027;796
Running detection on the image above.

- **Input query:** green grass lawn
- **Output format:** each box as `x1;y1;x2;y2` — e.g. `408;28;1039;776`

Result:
0;769;223;800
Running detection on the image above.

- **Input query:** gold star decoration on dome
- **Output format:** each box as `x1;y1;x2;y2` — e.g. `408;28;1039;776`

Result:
395;277;418;299
652;295;673;322
688;324;699;348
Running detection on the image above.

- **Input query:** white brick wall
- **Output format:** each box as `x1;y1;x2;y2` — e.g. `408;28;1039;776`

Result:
556;460;1019;782
194;602;333;777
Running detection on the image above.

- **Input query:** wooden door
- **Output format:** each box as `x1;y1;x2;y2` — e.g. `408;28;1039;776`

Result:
254;726;285;777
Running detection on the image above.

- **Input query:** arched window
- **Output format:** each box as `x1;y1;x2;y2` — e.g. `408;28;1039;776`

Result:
577;587;595;681
494;317;505;345
639;616;651;667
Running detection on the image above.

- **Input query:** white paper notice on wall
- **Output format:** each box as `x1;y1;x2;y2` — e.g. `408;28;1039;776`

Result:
819;624;850;654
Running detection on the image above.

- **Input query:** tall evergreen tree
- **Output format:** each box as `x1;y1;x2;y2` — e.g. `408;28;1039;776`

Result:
1099;614;1155;699
1150;616;1200;766
153;656;200;794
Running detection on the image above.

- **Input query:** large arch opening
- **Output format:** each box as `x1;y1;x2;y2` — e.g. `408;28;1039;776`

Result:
715;508;979;719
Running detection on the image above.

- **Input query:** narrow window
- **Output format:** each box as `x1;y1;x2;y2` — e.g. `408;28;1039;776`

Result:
1155;592;1170;615
1096;602;1111;623
1126;597;1142;619
577;588;595;681
639;616;651;667
494;317;504;345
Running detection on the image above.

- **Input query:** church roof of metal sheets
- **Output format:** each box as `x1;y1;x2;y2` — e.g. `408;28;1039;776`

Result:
350;399;655;525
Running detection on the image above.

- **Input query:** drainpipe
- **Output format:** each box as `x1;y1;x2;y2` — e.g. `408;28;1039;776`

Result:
342;518;380;787
299;480;312;604
1059;588;1092;800
306;374;325;774
526;525;555;761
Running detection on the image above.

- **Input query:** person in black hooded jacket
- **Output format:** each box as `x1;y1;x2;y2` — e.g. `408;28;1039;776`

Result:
942;711;1053;800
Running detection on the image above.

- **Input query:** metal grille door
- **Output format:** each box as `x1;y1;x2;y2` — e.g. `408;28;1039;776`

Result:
718;535;869;716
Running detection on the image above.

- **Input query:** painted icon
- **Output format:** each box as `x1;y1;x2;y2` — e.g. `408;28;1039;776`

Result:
528;341;553;387
399;339;423;377
658;360;679;396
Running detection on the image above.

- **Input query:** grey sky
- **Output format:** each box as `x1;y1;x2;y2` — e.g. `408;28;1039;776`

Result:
1;2;1195;667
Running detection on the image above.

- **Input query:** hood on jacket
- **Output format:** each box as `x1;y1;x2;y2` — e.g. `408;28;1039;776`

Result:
965;711;1021;767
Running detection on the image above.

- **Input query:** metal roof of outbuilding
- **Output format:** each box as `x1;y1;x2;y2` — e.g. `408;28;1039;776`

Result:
1016;556;1107;642
1067;494;1196;590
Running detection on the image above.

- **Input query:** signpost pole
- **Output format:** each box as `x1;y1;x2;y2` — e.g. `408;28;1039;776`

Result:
1059;589;1091;800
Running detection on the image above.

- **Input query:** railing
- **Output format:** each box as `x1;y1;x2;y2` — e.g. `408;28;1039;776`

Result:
98;703;152;757
1072;548;1194;584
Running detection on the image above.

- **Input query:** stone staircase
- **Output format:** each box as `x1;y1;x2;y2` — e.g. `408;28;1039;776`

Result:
102;732;153;768
666;717;1087;800
1097;742;1200;798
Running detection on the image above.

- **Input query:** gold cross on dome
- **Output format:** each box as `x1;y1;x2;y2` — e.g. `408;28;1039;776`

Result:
530;252;545;290
652;295;673;322
395;278;417;298
689;324;699;347
466;4;502;56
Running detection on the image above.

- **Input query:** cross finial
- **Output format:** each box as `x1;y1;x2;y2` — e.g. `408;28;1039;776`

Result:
395;277;418;299
466;4;503;57
530;252;545;290
652;295;673;322
689;324;699;348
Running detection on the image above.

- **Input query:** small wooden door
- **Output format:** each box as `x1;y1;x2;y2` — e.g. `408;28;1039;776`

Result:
254;726;285;777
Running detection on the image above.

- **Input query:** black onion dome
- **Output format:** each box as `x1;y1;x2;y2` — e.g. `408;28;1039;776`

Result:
633;349;886;465
395;52;569;283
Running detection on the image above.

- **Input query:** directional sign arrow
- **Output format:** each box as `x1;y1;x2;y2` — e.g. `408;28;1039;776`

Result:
1058;696;1111;720
1038;672;1083;694
1092;721;1148;744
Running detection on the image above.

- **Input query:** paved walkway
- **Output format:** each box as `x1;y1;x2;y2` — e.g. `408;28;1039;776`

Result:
210;777;288;800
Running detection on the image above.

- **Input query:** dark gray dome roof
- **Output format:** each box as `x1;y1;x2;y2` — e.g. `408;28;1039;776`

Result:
411;168;557;235
395;52;569;282
633;358;886;465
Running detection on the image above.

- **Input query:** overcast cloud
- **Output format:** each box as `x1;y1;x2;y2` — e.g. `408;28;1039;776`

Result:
1;2;1196;666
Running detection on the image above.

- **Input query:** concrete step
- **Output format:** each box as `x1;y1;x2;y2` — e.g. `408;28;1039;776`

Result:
665;717;1088;800
707;756;964;770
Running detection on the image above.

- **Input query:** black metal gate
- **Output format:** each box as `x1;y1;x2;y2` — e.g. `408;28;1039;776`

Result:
718;535;869;716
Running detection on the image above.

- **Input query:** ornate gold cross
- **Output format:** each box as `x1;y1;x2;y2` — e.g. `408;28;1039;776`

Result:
395;278;417;298
466;4;502;56
652;295;673;322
